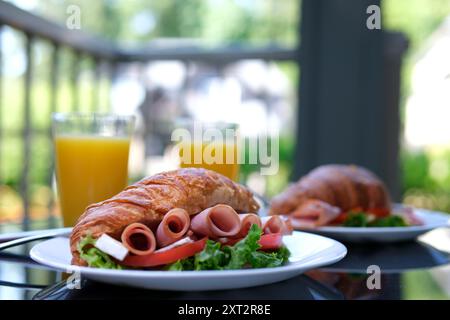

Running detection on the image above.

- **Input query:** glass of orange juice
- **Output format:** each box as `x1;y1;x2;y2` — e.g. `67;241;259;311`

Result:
52;113;135;226
176;119;240;181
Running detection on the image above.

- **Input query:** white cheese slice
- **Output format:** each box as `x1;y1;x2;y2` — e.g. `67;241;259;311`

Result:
94;234;129;261
155;237;194;253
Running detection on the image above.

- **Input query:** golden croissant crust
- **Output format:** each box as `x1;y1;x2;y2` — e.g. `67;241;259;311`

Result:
70;168;259;266
269;164;390;216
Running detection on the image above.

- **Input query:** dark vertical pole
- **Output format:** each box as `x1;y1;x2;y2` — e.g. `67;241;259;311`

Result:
383;32;408;200
71;51;80;112
293;0;320;180
293;0;401;195
21;33;34;231
47;43;60;227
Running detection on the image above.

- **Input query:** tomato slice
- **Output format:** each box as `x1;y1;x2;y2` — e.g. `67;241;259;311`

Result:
122;238;207;267
332;208;390;225
367;208;390;218
259;233;283;251
330;212;348;224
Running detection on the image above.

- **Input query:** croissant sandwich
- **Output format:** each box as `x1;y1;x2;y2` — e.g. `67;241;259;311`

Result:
269;164;421;228
70;168;292;270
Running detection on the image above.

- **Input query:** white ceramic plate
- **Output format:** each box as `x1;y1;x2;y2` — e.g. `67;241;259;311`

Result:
299;207;450;243
30;231;347;291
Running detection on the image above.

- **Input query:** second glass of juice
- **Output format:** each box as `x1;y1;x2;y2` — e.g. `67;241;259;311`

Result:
177;120;240;181
53;113;135;227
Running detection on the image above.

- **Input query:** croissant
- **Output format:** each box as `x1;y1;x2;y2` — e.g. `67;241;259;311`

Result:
269;165;390;225
70;168;259;266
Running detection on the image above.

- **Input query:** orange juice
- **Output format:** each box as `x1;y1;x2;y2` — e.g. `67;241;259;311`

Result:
179;141;239;181
55;135;130;226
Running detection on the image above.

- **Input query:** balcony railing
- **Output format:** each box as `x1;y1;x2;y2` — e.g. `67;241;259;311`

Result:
0;0;408;232
0;1;301;230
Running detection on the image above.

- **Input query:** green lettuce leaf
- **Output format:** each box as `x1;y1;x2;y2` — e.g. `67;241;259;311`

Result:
194;240;228;270
77;234;122;270
223;224;261;269
167;224;291;271
368;215;407;227
166;257;195;271
249;245;291;268
343;212;369;227
343;211;408;227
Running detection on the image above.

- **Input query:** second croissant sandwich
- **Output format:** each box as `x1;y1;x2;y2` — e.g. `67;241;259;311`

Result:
268;164;421;228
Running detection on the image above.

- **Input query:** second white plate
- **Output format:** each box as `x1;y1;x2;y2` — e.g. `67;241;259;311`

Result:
298;208;450;243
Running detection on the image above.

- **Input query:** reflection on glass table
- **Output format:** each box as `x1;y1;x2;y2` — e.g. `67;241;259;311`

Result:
0;247;344;300
308;228;450;300
0;228;450;300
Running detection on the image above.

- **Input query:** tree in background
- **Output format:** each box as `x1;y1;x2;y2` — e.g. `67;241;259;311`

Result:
384;0;450;211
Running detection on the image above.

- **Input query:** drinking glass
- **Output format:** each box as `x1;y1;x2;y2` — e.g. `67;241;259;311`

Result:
175;119;240;181
52;113;135;226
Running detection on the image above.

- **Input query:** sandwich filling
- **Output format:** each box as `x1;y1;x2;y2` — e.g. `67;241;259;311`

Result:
76;204;292;270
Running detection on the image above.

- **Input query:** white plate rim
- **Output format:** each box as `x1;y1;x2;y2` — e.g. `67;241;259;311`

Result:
30;231;347;279
299;207;450;234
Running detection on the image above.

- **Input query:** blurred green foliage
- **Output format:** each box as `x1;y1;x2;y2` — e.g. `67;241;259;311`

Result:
401;149;450;212
3;0;450;216
0;0;300;217
0;74;110;189
384;0;450;212
384;0;450;99
22;0;299;46
401;150;432;192
402;271;448;299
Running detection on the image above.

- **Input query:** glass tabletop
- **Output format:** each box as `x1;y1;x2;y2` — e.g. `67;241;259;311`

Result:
1;227;450;300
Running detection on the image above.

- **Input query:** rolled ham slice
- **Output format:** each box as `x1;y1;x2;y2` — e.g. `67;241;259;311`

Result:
290;217;316;229
235;213;262;238
396;207;423;226
290;199;341;229
262;215;292;235
121;223;156;256
156;208;190;247
190;204;241;238
280;215;294;235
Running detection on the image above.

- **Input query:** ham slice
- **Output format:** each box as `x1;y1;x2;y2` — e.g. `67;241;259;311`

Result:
262;215;293;235
156;208;190;247
397;207;424;226
290;217;316;229
235;213;262;238
280;215;294;235
290;199;341;228
121;223;156;255
190;204;241;238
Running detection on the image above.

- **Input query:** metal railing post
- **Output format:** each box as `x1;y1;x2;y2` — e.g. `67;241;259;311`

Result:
91;57;100;111
71;51;81;112
46;42;60;227
21;33;34;230
108;60;118;112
